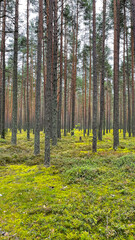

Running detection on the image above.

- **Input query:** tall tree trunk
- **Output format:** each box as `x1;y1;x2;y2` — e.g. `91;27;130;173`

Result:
88;23;91;136
64;17;67;137
106;78;109;134
131;18;135;136
43;38;46;132
0;1;2;134
45;0;53;166
113;0;120;150
12;0;19;144
126;25;131;137
34;0;43;155
98;0;106;140
131;0;135;55
27;0;30;140
52;0;58;145
19;55;24;133
1;0;6;139
71;0;78;132
123;3;126;138
92;0;98;152
84;65;87;136
57;0;63;138
71;24;75;132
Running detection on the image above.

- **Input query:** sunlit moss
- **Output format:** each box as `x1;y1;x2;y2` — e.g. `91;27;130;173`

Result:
0;130;135;239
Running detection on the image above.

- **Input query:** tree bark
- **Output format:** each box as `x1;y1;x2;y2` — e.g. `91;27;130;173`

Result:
92;0;98;152
12;0;19;144
64;17;67;137
123;3;126;138
113;0;120;150
52;0;58;145
57;0;63;138
1;0;6;139
34;0;43;155
27;0;30;140
45;0;53;166
98;0;106;140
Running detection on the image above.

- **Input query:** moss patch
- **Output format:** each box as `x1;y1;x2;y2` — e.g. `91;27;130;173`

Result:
0;130;135;239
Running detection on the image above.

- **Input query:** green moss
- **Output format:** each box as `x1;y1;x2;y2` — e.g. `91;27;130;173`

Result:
0;130;135;239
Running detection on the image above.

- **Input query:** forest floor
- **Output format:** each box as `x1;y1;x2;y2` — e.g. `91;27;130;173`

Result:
0;130;135;240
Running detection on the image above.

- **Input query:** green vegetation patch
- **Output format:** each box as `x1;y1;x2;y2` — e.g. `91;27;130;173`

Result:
0;130;135;239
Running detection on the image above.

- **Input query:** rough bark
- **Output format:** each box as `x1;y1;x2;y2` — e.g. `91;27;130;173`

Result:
27;0;30;140
131;18;135;136
88;23;91;136
34;0;43;155
113;0;120;150
45;0;53;166
1;0;6;139
52;0;58;145
92;0;98;152
64;17;67;137
98;0;106;140
12;0;19;145
126;26;131;137
123;4;126;138
57;0;63;138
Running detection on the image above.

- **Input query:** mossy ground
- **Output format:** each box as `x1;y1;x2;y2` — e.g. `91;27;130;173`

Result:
0;130;135;239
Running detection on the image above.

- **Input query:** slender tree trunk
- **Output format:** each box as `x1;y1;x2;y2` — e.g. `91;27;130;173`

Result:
64;17;67;136
131;19;135;136
123;4;126;138
131;0;135;55
98;0;106;140
88;23;91;136
52;0;58;145
106;79;109;134
113;0;120;150
57;0;63;138
1;0;6;139
126;26;131;137
43;39;46;132
27;0;30;140
71;25;75;132
92;0;98;152
19;55;24;133
45;0;53;166
34;0;43;155
71;0;78;132
12;0;19;144
0;1;2;134
84;65;87;136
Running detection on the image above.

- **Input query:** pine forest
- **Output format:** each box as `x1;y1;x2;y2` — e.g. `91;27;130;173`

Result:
0;0;135;239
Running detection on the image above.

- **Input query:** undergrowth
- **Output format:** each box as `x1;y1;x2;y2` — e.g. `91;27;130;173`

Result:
0;130;135;239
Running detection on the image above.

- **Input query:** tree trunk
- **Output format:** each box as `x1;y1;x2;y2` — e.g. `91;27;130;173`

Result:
12;0;19;144
131;0;135;55
34;0;43;155
92;0;98;152
98;0;106;140
88;22;91;136
57;0;63;138
123;3;126;138
113;0;120;150
126;23;131;137
1;0;6;139
52;0;58;145
131;18;135;136
45;0;53;166
27;0;30;140
64;17;67;137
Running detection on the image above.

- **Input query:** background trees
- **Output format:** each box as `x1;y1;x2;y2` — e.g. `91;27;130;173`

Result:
0;0;135;163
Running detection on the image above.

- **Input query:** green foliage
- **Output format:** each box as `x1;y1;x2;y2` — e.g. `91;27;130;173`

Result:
0;130;135;239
